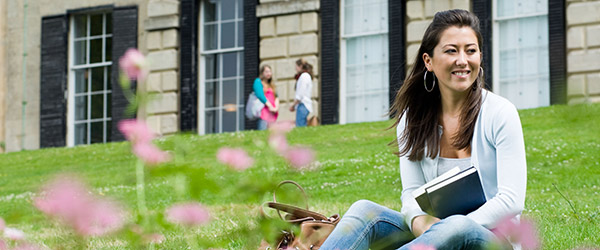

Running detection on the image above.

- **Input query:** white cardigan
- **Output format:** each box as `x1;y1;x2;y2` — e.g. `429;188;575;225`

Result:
295;72;313;113
397;90;527;232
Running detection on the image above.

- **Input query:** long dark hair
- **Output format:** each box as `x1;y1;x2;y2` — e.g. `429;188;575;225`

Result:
295;59;313;91
389;9;485;161
295;58;313;79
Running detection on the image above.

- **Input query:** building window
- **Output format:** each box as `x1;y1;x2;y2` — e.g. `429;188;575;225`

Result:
493;0;549;109
199;0;244;134
67;12;113;146
340;0;389;124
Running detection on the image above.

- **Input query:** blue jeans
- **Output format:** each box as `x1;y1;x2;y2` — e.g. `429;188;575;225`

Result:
257;119;268;130
320;200;497;250
296;103;309;127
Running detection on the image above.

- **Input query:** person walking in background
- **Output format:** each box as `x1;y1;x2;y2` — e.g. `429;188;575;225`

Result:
289;59;313;127
253;65;279;130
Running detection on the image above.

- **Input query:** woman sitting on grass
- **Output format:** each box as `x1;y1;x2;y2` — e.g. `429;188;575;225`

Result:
320;9;526;250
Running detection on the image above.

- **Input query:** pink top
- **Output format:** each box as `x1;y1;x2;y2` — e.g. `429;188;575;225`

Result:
260;88;278;122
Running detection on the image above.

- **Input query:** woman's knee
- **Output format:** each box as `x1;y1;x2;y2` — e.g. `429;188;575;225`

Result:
438;215;493;241
442;215;477;228
346;200;381;216
343;200;401;228
333;200;378;233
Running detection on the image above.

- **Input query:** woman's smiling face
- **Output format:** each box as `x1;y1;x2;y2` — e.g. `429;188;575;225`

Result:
262;66;272;80
423;26;481;95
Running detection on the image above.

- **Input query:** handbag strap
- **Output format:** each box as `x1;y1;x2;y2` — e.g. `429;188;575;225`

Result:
267;202;328;222
273;180;309;220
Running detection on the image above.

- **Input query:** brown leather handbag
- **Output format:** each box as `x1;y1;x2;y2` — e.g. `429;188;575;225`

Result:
259;180;340;250
307;116;320;127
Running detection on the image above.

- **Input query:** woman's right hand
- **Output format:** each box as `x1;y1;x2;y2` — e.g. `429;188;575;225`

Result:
265;102;277;112
411;215;440;237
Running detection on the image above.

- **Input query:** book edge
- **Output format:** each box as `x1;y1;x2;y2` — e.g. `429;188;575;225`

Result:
411;166;461;198
425;166;477;193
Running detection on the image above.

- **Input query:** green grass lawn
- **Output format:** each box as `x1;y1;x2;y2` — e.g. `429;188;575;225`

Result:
1;103;599;249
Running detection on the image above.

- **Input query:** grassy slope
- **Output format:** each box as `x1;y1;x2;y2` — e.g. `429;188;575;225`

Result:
519;104;600;249
0;103;599;249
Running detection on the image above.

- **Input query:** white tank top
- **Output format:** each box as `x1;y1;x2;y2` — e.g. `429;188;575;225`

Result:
437;157;472;176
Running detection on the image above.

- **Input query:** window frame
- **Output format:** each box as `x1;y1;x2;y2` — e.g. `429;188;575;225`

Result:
66;11;113;146
198;0;244;134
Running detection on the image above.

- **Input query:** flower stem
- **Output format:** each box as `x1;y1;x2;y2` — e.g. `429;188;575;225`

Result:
185;231;199;248
266;150;276;180
136;159;148;225
553;183;578;218
174;174;186;201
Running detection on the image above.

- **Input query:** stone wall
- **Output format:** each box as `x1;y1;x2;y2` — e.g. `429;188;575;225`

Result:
1;0;149;152
405;0;470;71
0;0;6;152
144;0;179;135
257;0;320;122
566;0;600;104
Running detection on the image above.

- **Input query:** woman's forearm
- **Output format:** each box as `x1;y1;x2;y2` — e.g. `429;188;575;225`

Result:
265;101;273;108
253;79;267;103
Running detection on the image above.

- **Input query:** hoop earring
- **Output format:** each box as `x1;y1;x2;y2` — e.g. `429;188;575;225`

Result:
475;66;484;89
424;71;436;92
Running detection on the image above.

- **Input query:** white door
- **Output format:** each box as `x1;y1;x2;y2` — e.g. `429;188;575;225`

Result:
494;0;549;109
340;0;389;124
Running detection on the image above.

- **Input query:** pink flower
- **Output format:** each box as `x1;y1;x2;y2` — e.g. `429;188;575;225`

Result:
34;176;90;218
119;119;171;165
73;200;127;236
284;146;315;169
216;147;254;171
409;244;436;250
493;216;539;249
133;143;171;165
165;202;210;227
268;121;295;134
3;227;25;241
118;119;155;145
0;240;6;250
143;233;165;244
268;134;289;154
119;48;149;81
34;175;127;237
130;225;165;244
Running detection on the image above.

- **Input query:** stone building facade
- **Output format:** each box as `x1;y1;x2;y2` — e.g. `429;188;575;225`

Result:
0;0;153;152
566;0;600;104
0;0;598;152
144;1;181;136
257;1;321;121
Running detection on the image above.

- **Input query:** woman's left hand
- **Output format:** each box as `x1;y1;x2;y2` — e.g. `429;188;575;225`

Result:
411;215;441;237
289;106;295;112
